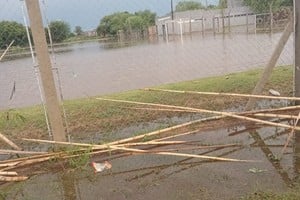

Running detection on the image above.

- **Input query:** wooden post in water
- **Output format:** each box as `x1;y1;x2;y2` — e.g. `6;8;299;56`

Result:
25;0;66;142
246;14;249;34
228;12;231;33
245;19;293;111
189;18;192;35
270;3;274;35
213;16;216;36
254;15;257;34
202;17;205;37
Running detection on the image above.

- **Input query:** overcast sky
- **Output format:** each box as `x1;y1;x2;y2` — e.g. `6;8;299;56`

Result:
0;0;218;31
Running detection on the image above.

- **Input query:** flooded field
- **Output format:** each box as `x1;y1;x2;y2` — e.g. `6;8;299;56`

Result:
0;32;297;199
0;33;293;110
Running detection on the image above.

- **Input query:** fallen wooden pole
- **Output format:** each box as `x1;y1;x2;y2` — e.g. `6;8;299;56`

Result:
23;138;106;149
0;132;22;151
0;171;18;176
21;137;242;163
97;98;300;131
0;162;21;168
115;141;193;146
107;115;224;145
153;130;199;141
280;111;300;158
245;19;293;110
141;144;242;152
108;146;257;162
145;88;300;101
242;105;300;114
126;107;300;120
22;138;193;148
0;152;60;164
0;40;14;61
0;149;48;155
0;175;28;182
121;105;300;145
250;113;299;120
1;157;55;172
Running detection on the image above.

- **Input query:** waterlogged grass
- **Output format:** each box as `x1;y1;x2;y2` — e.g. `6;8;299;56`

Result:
0;66;293;141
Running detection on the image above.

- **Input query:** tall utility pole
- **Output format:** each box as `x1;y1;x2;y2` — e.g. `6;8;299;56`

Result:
25;0;66;142
295;0;300;100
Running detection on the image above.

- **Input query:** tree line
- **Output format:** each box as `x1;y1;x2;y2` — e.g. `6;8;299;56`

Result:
0;20;72;49
0;1;203;48
0;9;156;49
243;0;293;13
0;1;217;49
96;10;156;37
1;0;294;49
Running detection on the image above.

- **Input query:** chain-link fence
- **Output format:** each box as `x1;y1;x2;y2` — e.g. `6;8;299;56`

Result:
1;1;300;198
0;0;295;141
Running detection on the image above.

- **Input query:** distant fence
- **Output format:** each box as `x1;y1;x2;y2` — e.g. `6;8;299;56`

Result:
156;7;292;38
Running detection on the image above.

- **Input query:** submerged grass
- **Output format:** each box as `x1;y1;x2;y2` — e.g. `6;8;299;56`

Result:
0;66;293;142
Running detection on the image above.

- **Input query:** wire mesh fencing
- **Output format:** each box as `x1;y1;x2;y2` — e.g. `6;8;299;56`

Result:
0;0;295;142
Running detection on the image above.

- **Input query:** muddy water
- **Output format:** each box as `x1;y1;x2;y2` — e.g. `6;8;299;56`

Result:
0;33;293;110
2;123;299;200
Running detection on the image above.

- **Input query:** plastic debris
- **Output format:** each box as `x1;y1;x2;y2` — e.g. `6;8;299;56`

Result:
91;161;112;173
248;168;267;174
269;89;280;96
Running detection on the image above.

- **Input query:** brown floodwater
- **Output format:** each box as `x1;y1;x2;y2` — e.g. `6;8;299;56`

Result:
0;33;293;110
1;121;300;200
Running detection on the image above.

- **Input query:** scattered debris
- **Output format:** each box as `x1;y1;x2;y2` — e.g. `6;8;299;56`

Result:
249;168;268;174
0;131;22;151
269;89;281;96
0;40;15;61
91;161;112;173
1;94;300;182
268;153;280;161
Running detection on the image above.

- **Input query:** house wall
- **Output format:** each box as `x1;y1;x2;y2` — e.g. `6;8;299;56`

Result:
156;6;255;36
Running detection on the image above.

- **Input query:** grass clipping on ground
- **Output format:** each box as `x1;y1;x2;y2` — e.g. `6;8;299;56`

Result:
0;66;293;141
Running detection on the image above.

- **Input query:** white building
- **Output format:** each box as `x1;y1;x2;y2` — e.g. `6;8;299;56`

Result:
156;0;254;36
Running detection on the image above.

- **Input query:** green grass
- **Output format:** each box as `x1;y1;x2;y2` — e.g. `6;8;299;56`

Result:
0;66;293;142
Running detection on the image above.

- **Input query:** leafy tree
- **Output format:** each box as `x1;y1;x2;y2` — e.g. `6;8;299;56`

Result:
243;0;293;13
135;10;156;28
218;0;228;8
74;26;84;36
0;21;28;49
207;4;218;9
97;12;132;36
97;10;156;37
175;1;205;12
280;0;293;6
48;21;71;43
126;16;144;32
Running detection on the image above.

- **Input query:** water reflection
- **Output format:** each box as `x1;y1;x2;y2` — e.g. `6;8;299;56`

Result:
61;172;78;200
2;121;300;199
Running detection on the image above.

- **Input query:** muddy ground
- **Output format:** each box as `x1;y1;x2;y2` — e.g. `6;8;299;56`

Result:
1;114;299;200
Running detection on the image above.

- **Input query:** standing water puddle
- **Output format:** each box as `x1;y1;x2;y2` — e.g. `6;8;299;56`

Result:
1;121;299;200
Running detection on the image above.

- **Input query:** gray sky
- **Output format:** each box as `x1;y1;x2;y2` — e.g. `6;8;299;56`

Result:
0;0;218;31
